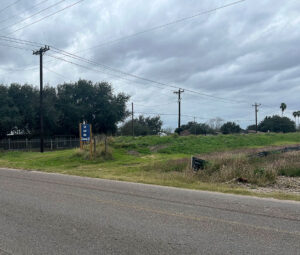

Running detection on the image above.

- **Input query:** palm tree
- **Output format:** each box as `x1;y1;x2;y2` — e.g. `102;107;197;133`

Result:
297;111;300;129
293;111;297;123
280;103;287;116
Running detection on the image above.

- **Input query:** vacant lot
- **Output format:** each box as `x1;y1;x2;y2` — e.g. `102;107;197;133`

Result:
0;133;300;201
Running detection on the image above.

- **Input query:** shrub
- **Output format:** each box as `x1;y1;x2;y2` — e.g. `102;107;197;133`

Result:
258;115;296;133
220;122;241;134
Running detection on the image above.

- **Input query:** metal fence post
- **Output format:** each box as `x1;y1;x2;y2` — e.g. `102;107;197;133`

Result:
26;138;28;150
8;138;11;150
51;139;53;150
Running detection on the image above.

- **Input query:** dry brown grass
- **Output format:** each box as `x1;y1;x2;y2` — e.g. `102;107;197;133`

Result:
194;148;300;186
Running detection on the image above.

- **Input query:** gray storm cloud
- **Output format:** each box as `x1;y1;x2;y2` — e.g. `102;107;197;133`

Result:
0;0;299;128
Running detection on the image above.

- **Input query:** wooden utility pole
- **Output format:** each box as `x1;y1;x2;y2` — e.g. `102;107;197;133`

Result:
252;103;261;133
33;45;50;153
131;102;134;137
174;89;184;130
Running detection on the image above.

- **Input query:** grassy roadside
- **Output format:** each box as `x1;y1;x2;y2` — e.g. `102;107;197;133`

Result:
0;133;300;201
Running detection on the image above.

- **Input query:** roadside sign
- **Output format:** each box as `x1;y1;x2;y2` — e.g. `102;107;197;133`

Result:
81;124;90;141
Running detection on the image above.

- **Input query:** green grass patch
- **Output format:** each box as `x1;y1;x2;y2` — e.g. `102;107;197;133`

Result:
0;133;300;201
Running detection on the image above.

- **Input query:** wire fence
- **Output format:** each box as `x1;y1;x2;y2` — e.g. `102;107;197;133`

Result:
0;138;80;151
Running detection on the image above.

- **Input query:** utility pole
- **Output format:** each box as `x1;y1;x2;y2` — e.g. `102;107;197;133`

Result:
174;89;184;130
194;116;196;135
252;103;261;133
131;102;134;137
33;45;50;153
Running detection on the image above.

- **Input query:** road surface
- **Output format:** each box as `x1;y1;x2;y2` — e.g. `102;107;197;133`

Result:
0;168;299;254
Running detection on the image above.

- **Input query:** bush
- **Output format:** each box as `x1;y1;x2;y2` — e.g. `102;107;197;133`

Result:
258;115;296;133
220;122;241;134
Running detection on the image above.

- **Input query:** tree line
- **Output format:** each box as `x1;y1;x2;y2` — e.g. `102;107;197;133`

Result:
176;115;296;135
0;80;129;138
0;82;298;139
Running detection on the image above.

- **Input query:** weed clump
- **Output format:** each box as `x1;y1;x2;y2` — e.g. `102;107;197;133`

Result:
194;150;300;186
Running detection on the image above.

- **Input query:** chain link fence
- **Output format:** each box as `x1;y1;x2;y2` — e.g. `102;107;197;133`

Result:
0;138;80;151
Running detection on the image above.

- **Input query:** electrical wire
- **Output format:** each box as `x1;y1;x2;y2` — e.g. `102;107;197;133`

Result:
0;0;22;14
7;0;86;35
134;102;177;108
48;47;248;104
134;111;254;122
75;0;246;53
0;42;32;51
46;53;176;92
0;0;50;25
0;0;67;33
44;66;69;79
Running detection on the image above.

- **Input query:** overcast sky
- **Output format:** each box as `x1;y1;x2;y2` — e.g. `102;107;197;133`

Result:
0;0;299;129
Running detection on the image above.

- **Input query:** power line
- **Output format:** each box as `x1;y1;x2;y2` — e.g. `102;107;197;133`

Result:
75;0;246;54
134;102;177;108
46;53;177;92
0;0;50;25
0;42;32;51
0;38;248;105
134;111;254;122
0;0;67;33
0;35;249;104
7;0;86;35
0;0;22;14
0;36;42;48
44;66;69;79
47;47;247;104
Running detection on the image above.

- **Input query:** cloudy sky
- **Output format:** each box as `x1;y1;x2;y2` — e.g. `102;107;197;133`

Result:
0;0;299;129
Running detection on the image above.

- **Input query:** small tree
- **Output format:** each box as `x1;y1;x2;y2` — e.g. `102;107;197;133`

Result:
246;124;257;131
120;115;162;136
280;103;287;116
220;122;241;134
258;115;295;133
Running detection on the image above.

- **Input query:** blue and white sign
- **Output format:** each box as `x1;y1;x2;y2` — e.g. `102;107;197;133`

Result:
81;124;90;141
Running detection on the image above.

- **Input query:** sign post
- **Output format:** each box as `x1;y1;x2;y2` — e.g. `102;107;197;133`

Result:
79;123;83;149
79;123;93;159
89;124;93;160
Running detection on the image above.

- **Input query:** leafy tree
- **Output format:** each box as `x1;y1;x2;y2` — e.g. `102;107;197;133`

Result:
188;123;213;135
43;86;60;136
120;115;163;136
1;80;129;138
246;124;257;131
8;83;39;135
0;85;20;138
280;103;287;116
220;122;241;134
258;115;295;133
175;121;214;135
56;80;129;135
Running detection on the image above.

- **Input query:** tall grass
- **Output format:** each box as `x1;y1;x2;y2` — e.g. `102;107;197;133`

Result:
194;150;300;186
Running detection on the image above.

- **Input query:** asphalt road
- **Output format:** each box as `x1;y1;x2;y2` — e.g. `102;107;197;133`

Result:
0;168;299;255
